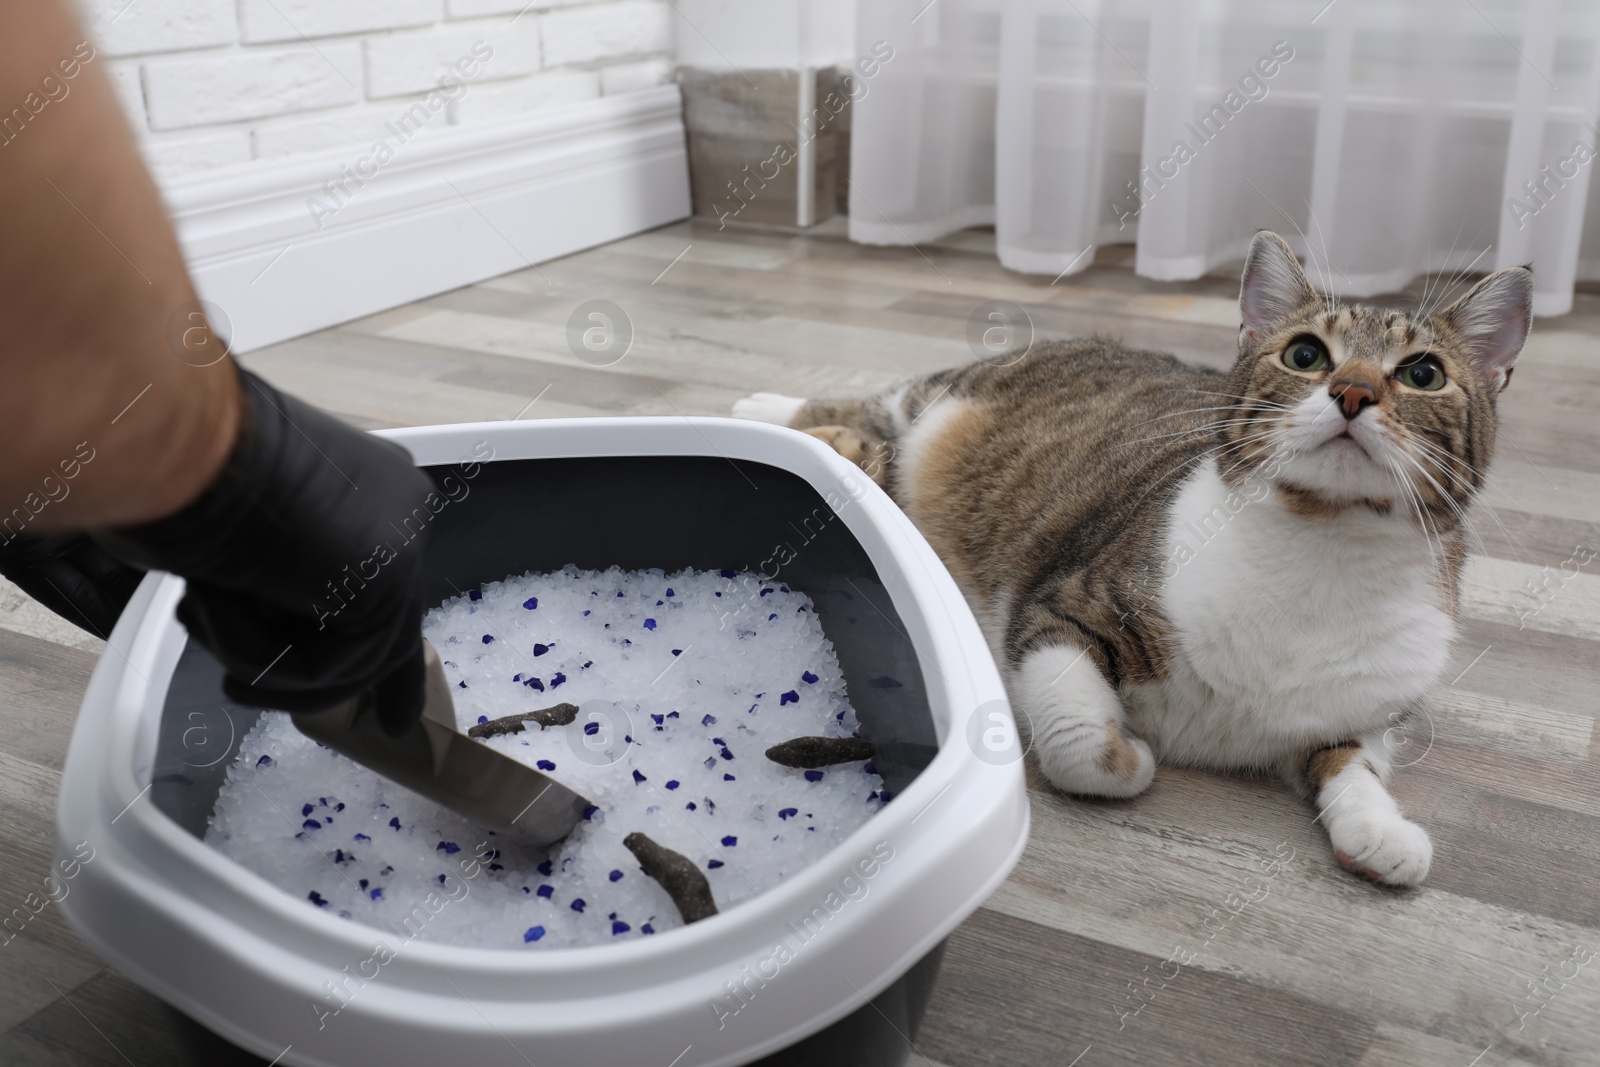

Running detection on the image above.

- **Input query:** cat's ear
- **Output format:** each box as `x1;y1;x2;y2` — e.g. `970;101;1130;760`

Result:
1437;266;1533;391
1239;231;1318;343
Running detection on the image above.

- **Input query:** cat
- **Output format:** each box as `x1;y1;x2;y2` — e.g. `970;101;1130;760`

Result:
733;230;1532;888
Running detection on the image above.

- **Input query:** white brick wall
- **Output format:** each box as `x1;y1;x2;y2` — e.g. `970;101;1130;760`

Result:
144;44;364;129
252;108;413;159
363;21;539;98
141;129;253;182
79;0;237;57
238;0;443;44
446;0;581;16
542;1;671;67
600;57;673;95
449;69;598;124
83;0;676;182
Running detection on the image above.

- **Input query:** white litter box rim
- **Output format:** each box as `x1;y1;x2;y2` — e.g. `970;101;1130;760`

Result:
56;417;1030;1067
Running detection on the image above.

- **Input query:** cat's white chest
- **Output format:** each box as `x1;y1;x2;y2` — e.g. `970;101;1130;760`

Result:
1126;463;1456;769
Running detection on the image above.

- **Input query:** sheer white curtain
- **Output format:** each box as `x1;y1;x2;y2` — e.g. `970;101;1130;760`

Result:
851;0;1600;315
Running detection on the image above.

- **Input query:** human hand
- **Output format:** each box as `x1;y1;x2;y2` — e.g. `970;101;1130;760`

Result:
97;368;435;736
0;533;146;639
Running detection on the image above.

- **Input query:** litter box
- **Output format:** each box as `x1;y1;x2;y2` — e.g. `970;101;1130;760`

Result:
54;417;1030;1067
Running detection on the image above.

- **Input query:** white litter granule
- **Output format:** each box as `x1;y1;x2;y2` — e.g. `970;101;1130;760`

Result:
204;566;888;950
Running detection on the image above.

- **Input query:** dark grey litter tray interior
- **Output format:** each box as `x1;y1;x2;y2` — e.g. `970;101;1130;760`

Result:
152;455;940;838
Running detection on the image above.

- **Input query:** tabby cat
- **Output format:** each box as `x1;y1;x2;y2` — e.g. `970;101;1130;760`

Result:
733;231;1532;887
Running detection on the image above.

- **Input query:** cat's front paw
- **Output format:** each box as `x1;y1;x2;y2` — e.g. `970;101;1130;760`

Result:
1326;807;1433;887
1035;720;1156;799
1018;645;1156;799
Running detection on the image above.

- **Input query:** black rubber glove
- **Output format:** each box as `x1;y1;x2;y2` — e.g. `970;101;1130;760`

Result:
96;367;435;736
0;533;146;638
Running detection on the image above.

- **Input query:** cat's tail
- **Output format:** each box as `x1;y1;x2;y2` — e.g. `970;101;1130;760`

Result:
731;392;807;426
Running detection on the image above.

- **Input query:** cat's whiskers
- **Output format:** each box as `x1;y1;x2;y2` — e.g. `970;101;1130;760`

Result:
1187;390;1298;412
1403;426;1476;475
1382;432;1478;552
1407;432;1523;515
1418;248;1484;323
1259;194;1338;318
1415;216;1468;322
1418;241;1494;322
1203;427;1288;483
1393;423;1500;499
1393;447;1492;559
1408;442;1491;516
1123;419;1251;448
1399;431;1525;558
1122;424;1283;518
1406;474;1447;576
1153;424;1280;481
1403;433;1509;545
1383;452;1444;575
1123;400;1292;436
1188;389;1296;405
1305;207;1346;319
1213;435;1287;486
1121;398;1293;451
1397;432;1477;496
1201;390;1302;455
1224;408;1296;457
1209;395;1299;454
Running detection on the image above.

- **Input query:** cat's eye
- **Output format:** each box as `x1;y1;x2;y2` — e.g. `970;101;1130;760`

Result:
1395;355;1446;391
1280;336;1330;373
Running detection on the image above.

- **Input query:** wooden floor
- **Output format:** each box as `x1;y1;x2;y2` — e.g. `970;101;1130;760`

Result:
3;216;1598;1066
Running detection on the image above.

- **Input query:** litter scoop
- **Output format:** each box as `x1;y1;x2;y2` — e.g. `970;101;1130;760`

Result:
290;640;592;847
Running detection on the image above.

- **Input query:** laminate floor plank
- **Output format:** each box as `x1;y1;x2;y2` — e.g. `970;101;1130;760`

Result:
990;779;1598;1065
0;627;97;773
920;908;1377;1067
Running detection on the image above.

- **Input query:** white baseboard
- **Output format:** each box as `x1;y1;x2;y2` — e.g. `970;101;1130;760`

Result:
165;86;691;354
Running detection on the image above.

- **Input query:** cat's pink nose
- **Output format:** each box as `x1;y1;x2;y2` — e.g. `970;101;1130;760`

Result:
1330;381;1376;418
